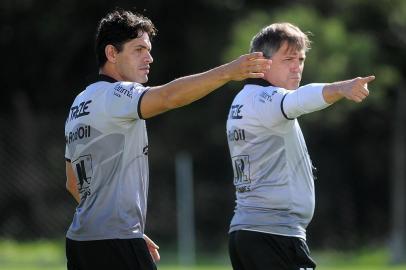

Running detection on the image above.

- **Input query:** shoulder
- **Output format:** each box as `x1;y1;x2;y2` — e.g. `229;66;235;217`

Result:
253;86;288;104
98;81;148;100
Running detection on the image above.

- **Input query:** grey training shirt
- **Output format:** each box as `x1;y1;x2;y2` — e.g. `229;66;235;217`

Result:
226;80;329;240
65;75;149;241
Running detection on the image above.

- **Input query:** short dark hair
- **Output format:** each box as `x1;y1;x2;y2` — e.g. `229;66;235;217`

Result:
250;23;311;58
95;9;157;68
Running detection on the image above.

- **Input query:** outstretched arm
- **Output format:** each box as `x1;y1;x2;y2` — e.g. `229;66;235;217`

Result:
140;52;271;119
273;75;376;123
323;75;375;104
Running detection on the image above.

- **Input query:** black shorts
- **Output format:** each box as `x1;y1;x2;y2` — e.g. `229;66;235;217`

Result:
229;230;316;270
66;237;157;270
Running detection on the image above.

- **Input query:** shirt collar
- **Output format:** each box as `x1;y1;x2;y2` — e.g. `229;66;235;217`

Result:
245;78;274;87
95;74;117;83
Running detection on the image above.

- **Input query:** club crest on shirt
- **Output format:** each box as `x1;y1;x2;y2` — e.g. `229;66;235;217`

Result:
229;104;244;119
232;155;251;193
72;155;93;200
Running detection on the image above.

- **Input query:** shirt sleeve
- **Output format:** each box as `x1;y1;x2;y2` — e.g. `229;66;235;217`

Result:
282;83;330;120
104;82;149;120
254;84;330;129
65;144;71;162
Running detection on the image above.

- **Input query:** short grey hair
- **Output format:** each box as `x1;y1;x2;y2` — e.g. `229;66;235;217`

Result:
249;22;311;58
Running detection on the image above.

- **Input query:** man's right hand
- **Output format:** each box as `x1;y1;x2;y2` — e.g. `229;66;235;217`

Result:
339;75;375;103
323;75;375;104
226;52;272;81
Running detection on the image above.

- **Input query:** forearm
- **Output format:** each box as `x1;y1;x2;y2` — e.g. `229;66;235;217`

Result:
156;64;231;109
322;81;347;104
140;52;271;119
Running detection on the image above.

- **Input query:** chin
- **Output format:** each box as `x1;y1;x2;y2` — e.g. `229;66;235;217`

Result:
135;76;148;84
288;83;300;90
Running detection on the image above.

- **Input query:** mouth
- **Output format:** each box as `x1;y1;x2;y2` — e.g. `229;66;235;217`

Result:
140;66;150;74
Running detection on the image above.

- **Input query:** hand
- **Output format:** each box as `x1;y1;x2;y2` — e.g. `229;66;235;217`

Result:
339;75;375;103
143;234;160;262
226;52;272;81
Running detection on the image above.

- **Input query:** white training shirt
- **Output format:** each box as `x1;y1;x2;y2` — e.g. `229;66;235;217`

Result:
226;79;329;240
65;75;150;241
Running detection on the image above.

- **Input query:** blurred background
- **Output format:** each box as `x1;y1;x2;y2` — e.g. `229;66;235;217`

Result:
0;0;405;269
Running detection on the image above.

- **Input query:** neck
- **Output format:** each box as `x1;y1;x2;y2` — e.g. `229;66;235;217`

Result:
99;64;122;81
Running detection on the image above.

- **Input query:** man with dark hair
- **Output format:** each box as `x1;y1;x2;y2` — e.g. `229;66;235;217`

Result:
64;9;271;270
226;22;375;270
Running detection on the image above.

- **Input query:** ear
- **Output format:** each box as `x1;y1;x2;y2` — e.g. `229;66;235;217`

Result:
105;45;118;64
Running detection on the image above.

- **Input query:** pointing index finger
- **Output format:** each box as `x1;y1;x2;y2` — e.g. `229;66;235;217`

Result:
361;75;375;84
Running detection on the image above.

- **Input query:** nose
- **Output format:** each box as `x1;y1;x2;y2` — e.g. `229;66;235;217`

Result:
146;51;153;64
290;59;301;73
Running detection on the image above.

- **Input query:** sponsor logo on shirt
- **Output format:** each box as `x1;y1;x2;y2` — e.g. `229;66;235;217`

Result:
113;84;133;99
67;100;92;123
229;104;244;119
65;125;91;144
258;90;277;103
228;128;246;142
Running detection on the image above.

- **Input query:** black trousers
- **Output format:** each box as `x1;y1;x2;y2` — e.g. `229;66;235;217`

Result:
66;238;157;270
229;230;316;270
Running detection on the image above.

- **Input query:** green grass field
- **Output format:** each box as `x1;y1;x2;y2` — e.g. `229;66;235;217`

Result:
0;240;405;270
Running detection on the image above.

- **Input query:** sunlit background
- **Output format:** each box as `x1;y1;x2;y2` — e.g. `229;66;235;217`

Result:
0;0;405;269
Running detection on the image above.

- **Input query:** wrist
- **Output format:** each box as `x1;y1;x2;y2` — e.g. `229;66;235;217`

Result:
322;82;344;104
216;63;232;82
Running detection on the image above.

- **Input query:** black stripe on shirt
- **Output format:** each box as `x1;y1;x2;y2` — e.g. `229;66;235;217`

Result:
280;93;294;120
137;88;150;120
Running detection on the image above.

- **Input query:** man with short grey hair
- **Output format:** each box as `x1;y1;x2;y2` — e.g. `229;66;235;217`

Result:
226;22;374;270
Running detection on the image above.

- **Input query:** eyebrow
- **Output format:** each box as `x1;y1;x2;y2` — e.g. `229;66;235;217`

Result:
284;53;306;58
283;56;306;59
134;44;151;51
